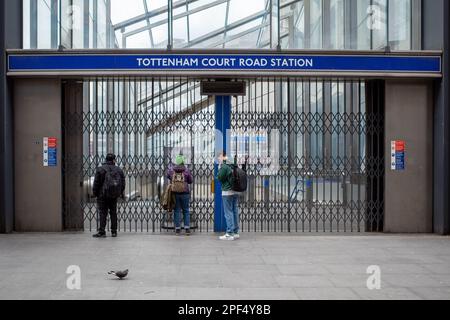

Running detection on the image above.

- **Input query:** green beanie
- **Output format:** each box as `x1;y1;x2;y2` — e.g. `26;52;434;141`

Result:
175;154;185;166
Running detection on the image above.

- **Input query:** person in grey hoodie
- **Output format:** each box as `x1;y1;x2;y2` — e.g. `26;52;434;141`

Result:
167;154;193;235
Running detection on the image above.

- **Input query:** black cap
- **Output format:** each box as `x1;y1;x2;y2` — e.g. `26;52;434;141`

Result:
106;154;116;162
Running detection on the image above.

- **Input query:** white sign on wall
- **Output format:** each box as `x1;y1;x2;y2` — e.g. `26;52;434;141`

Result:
43;137;57;167
43;137;49;167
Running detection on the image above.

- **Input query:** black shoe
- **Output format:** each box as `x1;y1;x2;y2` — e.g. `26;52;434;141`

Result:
93;232;106;238
112;232;117;238
175;229;181;236
185;229;191;236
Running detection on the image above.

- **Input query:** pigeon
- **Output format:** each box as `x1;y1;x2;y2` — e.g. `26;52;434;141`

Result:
108;269;129;279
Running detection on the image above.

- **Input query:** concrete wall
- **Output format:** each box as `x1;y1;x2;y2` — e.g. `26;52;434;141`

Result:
14;79;63;232
384;80;433;233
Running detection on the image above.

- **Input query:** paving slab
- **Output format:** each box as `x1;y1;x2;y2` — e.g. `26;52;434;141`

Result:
351;288;422;300
0;233;449;300
409;287;450;300
235;288;298;300
294;288;360;300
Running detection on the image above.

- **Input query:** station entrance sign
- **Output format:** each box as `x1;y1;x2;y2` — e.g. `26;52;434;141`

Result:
7;52;442;77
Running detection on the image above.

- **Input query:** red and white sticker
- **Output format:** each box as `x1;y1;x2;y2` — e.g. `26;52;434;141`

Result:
43;137;57;167
391;140;405;171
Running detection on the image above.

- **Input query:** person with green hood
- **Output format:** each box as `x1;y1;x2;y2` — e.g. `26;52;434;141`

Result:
167;154;193;235
217;151;240;241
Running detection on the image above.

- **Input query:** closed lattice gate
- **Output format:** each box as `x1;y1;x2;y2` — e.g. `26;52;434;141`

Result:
63;78;384;233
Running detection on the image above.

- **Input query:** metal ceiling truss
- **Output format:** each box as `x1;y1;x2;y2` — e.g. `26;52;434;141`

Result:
118;0;277;49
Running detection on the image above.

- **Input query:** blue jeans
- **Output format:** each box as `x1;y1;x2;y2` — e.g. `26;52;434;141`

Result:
222;194;239;234
174;193;190;230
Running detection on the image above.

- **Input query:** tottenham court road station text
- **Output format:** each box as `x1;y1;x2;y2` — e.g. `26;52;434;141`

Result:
136;57;314;69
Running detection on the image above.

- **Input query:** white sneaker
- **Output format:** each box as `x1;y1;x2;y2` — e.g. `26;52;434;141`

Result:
219;234;235;241
233;234;240;239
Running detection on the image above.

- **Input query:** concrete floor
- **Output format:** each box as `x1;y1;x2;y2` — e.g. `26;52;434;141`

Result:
1;232;450;300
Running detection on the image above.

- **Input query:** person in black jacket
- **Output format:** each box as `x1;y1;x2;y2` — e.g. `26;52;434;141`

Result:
92;154;126;238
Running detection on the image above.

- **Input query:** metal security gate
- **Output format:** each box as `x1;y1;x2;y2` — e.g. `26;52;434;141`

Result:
63;78;384;233
231;79;384;233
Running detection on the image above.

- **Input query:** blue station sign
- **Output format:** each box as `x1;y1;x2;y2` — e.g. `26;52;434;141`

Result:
7;52;442;77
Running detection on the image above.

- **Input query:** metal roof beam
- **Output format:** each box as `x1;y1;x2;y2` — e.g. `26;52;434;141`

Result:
146;97;214;136
257;0;272;48
122;0;229;39
208;20;271;48
182;10;267;47
113;0;200;30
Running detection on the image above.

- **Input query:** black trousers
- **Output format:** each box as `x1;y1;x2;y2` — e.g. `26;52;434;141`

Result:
97;198;118;233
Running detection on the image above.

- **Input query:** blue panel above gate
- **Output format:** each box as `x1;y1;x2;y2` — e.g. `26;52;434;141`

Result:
7;51;442;77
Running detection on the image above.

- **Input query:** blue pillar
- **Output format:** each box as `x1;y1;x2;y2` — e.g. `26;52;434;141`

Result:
214;96;231;233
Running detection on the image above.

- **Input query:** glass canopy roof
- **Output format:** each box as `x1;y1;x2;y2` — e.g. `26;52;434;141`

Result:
110;0;277;49
23;0;418;51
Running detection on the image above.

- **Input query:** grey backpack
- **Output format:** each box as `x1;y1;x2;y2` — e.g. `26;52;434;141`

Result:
171;171;186;193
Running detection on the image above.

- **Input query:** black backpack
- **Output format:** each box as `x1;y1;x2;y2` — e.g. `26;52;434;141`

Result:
231;164;248;193
102;165;123;199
